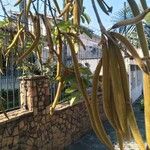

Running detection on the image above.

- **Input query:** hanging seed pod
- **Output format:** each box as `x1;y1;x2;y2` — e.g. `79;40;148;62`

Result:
110;32;145;150
108;39;128;134
111;8;150;29
102;39;125;142
127;0;150;69
111;32;149;74
50;81;63;115
73;0;80;26
65;34;114;150
127;2;150;147
6;27;24;55
92;58;114;149
58;2;71;18
50;34;63;115
143;73;150;149
16;15;40;63
102;40;125;149
41;15;54;60
18;11;24;47
26;0;32;16
102;39;117;128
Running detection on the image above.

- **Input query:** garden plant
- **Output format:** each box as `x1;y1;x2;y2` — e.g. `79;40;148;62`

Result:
0;0;150;149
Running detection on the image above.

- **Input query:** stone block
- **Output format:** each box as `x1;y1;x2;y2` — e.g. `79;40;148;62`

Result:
13;135;19;145
19;121;24;129
13;127;19;136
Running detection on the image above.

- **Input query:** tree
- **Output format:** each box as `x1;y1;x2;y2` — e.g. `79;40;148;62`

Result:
0;0;150;149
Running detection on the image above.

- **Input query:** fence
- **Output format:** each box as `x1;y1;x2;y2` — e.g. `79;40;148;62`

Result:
0;68;20;111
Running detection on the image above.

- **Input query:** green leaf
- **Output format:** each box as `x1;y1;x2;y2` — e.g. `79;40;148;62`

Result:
57;21;72;32
79;66;92;75
65;88;76;94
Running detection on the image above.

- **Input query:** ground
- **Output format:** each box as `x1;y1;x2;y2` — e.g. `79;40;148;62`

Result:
66;98;145;150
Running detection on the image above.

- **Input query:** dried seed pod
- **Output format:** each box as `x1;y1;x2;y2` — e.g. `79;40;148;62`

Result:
110;33;145;150
65;34;114;150
111;32;149;74
143;73;150;148
73;0;80;26
111;8;150;29
6;27;24;55
16;15;40;63
50;34;63;115
108;39;128;134
58;2;71;18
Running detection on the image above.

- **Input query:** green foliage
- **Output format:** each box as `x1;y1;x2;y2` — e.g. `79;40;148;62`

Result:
62;64;92;105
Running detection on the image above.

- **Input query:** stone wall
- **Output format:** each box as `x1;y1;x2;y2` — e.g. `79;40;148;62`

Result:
0;76;106;150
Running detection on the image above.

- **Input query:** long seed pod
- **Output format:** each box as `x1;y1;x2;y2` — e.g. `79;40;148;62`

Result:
102;39;117;128
61;34;105;144
110;32;149;74
92;58;114;149
123;1;150;147
16;15;40;63
58;2;71;18
6;27;24;55
50;34;63;115
50;81;63;115
27;31;43;72
63;0;71;21
26;0;32;16
111;8;150;29
108;39;128;134
143;73;150;148
102;39;125;143
18;11;24;48
42;15;54;60
111;35;145;149
127;0;150;69
73;0;80;26
65;34;114;150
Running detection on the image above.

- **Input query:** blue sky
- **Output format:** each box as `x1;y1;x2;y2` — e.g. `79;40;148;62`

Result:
84;0;150;33
0;0;150;34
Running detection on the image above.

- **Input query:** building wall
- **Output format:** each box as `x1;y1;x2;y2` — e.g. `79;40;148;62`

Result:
128;62;143;103
79;59;100;73
0;76;105;150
